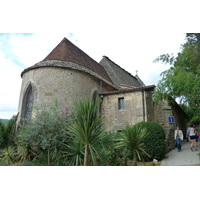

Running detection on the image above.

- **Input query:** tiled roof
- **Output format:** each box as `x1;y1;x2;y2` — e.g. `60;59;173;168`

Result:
99;56;144;88
42;38;113;84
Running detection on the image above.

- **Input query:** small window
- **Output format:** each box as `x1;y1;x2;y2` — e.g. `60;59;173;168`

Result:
22;84;34;120
118;97;124;110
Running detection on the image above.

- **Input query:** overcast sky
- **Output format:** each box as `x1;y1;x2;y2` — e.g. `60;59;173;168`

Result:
0;32;186;119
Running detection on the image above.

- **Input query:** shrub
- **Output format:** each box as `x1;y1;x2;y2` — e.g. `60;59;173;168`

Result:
137;121;166;161
96;131;122;166
0;116;17;148
0;121;6;147
115;124;149;166
68;98;105;166
0;146;17;165
16;101;72;166
196;126;200;132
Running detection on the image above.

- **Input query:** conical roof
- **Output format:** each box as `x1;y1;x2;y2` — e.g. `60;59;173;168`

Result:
42;37;113;83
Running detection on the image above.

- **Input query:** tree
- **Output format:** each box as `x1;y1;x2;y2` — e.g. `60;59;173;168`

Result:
115;123;149;166
0;121;6;147
68;98;105;166
154;33;200;124
0;116;17;148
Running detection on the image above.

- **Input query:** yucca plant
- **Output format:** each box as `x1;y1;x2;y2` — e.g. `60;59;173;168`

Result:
0;146;17;165
69;98;105;166
66;136;84;166
115;124;149;166
17;146;36;164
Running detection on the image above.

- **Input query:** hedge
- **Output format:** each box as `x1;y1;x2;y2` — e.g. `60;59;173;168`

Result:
137;121;166;161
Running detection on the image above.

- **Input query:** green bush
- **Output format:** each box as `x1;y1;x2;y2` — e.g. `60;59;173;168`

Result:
16;101;72;166
0;146;17;165
96;131;122;166
0;121;6;147
0;116;17;148
137;121;166;161
196;126;200;132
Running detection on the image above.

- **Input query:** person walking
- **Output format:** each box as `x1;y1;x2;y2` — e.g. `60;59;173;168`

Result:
186;123;191;142
174;126;184;152
187;124;197;151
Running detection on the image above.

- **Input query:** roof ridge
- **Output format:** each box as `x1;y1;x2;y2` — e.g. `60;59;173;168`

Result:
101;56;139;82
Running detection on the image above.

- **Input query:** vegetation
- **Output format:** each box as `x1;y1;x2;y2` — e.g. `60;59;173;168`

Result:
0;146;17;165
0;119;9;125
96;131;123;166
68;98;105;166
154;33;200;124
16;102;72;166
0;116;17;148
0;99;167;166
138;121;166;161
115;123;149;166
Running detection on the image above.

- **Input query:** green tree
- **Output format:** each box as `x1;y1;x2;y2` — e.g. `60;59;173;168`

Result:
115;123;149;166
68;98;105;166
0;116;17;148
0;121;6;147
154;33;200;124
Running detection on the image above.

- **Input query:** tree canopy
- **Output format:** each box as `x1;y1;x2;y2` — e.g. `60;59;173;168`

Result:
154;33;200;124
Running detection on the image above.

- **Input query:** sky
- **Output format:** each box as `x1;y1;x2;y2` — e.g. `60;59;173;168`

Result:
0;33;186;119
0;32;186;119
1;0;197;120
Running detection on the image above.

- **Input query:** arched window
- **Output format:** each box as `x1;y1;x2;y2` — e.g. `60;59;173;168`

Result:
22;84;34;120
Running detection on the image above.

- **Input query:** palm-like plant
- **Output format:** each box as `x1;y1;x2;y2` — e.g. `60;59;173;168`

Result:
66;136;84;166
69;98;105;166
115;124;149;166
0;146;17;165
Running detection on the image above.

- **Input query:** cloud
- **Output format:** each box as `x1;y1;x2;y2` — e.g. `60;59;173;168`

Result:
0;49;23;119
73;32;185;86
0;32;186;119
0;33;78;119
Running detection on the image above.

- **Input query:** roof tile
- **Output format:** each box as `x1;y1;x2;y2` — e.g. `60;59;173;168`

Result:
43;38;113;83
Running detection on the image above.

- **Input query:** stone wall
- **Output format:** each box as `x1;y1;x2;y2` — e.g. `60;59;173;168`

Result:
154;100;187;153
101;91;147;131
17;67;103;122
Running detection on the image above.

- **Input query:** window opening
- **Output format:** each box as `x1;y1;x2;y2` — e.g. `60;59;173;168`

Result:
118;97;124;110
24;85;34;120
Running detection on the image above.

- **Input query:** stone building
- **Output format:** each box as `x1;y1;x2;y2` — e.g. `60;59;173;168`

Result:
17;37;187;153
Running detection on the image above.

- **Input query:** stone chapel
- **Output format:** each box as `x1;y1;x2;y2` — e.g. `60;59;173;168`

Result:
17;37;187;152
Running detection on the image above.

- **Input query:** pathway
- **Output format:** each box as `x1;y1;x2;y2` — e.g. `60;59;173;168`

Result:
161;140;200;166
